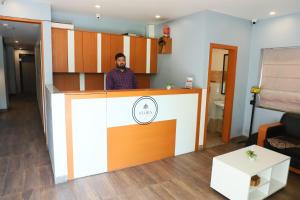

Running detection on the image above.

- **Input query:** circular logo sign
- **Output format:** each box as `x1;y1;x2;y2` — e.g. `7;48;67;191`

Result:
132;96;158;125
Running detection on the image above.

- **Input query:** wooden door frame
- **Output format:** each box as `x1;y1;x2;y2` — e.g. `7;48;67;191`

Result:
203;43;238;149
0;16;45;128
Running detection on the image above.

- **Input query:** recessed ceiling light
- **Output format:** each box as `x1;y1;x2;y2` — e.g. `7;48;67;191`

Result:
15;40;19;43
155;15;161;19
3;23;8;26
269;11;276;16
95;5;101;9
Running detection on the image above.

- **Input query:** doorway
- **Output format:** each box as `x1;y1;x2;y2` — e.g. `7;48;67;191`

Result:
20;54;36;95
0;17;43;117
204;43;238;149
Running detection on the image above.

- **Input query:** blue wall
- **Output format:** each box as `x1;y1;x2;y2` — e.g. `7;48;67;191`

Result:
243;13;300;134
52;10;147;35
153;11;252;137
153;12;206;88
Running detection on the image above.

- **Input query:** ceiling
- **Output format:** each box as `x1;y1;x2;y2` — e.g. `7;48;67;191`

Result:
0;20;40;50
34;0;300;23
1;0;299;50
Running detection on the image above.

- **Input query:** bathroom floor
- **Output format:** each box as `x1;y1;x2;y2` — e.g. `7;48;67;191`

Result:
206;119;224;148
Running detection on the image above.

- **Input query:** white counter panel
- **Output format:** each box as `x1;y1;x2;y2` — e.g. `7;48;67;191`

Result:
71;98;107;178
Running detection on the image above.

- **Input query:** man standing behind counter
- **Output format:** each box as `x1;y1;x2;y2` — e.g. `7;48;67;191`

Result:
106;53;137;90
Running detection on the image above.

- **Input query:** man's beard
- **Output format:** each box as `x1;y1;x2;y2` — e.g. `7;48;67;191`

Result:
117;64;126;70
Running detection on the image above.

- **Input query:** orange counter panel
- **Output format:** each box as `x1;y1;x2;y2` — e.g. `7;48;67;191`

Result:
108;120;176;171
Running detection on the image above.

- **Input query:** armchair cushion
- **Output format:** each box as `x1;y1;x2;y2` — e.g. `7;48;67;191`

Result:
267;136;300;149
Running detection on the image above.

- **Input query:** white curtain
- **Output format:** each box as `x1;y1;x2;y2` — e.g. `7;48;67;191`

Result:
259;47;300;113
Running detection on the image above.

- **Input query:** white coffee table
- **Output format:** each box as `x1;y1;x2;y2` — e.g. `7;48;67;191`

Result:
210;145;290;200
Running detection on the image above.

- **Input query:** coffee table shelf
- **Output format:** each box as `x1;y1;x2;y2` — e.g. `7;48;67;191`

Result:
249;177;269;192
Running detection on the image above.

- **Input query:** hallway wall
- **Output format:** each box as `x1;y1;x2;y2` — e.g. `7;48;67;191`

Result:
0;36;8;109
5;46;17;95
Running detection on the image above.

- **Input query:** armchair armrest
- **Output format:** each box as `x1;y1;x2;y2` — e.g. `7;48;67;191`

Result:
257;122;283;146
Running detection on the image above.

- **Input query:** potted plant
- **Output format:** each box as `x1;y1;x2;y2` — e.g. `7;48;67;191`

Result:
246;150;257;161
166;83;174;90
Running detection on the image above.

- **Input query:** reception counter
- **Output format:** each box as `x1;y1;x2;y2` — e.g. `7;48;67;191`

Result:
46;86;204;183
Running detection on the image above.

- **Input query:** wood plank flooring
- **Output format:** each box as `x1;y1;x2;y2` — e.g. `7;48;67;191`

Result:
0;95;299;200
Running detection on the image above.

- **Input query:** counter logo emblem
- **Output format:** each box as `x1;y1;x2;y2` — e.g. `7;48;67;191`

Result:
132;96;158;125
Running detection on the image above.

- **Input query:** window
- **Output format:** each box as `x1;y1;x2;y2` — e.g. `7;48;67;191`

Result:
259;47;300;113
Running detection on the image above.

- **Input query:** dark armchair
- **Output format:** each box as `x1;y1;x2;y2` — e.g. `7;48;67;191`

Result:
258;113;300;174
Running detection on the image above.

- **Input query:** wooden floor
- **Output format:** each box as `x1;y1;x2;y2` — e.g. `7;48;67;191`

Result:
0;95;299;200
206;119;224;148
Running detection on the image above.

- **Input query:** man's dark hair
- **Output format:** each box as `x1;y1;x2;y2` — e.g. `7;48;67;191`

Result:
115;53;126;60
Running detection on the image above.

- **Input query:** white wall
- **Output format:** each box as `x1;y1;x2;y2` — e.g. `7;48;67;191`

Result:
35;40;43;117
0;0;50;21
0;36;8;109
5;46;17;94
243;13;300;135
52;10;147;35
42;21;53;85
153;10;252;138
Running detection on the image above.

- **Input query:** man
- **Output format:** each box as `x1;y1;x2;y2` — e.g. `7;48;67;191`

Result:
106;53;137;90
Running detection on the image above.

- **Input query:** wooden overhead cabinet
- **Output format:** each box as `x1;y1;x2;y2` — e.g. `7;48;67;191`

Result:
108;34;124;72
52;28;68;72
101;33;111;73
82;31;97;73
74;31;84;72
130;37;147;73
150;38;158;73
52;29;158;75
130;37;158;74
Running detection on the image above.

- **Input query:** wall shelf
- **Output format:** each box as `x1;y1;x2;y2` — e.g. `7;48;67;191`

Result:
158;37;172;54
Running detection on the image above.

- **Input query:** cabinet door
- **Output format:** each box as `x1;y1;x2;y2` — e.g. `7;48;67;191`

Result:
110;34;124;71
101;33;111;73
150;38;158;73
74;31;84;72
52;28;68;72
131;37;147;73
53;73;80;91
83;31;97;73
136;74;151;89
85;74;104;90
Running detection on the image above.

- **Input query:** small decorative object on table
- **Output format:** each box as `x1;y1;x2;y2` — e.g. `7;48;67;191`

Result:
166;83;174;90
246;150;257;161
250;175;261;187
185;77;193;89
